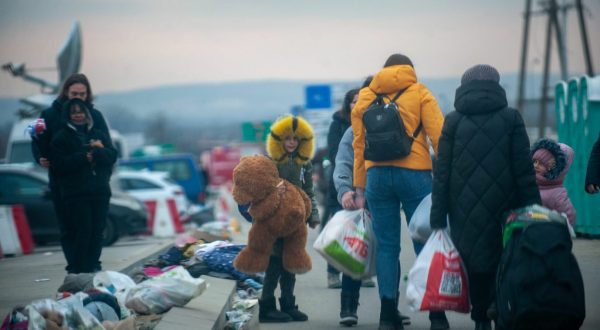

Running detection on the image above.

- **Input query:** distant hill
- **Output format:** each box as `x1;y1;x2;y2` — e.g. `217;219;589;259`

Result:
1;73;563;129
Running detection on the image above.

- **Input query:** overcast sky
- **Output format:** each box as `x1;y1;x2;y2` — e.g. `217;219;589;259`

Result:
1;0;599;97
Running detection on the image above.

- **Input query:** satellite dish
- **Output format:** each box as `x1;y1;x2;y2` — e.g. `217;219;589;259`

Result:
57;21;82;86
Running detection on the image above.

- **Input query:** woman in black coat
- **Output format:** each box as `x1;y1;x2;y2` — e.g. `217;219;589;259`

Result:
51;98;117;273
430;65;540;330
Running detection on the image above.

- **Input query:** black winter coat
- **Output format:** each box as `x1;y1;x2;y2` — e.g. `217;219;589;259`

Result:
50;107;117;201
585;133;600;191
32;99;111;187
430;80;541;273
326;111;351;206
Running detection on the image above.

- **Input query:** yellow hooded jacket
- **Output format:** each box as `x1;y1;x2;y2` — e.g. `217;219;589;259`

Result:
351;65;444;189
266;115;320;226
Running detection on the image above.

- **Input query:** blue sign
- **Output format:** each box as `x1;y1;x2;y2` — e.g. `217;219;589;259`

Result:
305;85;332;109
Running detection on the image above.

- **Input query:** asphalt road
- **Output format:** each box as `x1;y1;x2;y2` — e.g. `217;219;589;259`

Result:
260;213;600;330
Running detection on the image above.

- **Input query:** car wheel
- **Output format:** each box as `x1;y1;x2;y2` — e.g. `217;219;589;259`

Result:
103;217;119;246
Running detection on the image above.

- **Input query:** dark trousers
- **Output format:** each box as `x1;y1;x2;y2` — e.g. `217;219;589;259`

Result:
261;255;296;300
341;274;362;293
49;185;72;272
63;198;109;273
468;271;496;321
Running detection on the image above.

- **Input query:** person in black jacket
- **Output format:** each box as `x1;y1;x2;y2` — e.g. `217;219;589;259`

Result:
31;73;112;273
51;98;117;273
585;133;600;194
429;65;541;330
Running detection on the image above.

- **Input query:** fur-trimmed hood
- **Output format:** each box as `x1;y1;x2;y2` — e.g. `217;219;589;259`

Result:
266;115;315;165
531;138;573;186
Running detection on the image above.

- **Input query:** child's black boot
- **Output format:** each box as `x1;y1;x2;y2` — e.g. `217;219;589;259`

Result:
339;291;359;326
279;296;308;321
258;297;292;323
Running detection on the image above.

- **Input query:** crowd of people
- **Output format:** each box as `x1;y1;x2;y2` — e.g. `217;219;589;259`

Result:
34;55;599;330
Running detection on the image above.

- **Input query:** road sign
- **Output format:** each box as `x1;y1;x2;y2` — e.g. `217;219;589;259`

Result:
305;85;332;109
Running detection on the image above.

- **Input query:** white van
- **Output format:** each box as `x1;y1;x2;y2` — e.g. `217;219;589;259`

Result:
5;118;36;164
5;118;127;164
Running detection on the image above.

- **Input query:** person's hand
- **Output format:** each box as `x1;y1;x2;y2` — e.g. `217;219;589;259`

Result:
354;188;366;209
341;191;358;210
586;184;600;194
39;157;50;168
89;139;104;148
86;152;93;162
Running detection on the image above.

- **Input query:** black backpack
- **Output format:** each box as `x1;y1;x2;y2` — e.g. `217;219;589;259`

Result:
362;88;422;161
496;221;585;330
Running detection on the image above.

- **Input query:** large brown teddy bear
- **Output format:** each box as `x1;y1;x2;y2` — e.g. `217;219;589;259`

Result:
232;155;312;274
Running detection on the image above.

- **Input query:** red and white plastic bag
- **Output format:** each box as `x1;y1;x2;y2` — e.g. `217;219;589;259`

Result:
406;229;470;313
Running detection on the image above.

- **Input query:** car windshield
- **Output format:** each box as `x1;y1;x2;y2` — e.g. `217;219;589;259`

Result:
9;141;35;163
153;160;192;181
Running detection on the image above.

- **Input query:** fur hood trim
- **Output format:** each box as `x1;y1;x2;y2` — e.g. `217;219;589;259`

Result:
266;115;315;165
531;138;569;180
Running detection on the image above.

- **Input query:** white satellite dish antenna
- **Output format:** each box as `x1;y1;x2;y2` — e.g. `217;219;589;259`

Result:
57;22;82;86
2;21;82;116
2;21;82;94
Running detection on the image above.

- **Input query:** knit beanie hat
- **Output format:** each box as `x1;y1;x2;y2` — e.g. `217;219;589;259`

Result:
533;148;556;167
384;54;413;68
460;64;500;85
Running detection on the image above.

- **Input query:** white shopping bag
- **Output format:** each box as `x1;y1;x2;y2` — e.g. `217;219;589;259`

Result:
406;229;469;313
409;194;450;243
313;209;376;280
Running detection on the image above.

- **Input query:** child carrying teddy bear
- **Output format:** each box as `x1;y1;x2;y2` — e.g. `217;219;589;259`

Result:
240;115;320;323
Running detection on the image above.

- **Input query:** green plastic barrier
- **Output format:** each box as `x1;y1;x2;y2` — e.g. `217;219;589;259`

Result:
555;81;574;197
566;78;585;232
577;76;600;235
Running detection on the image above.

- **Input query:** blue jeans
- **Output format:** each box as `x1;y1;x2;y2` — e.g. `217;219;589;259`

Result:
366;167;432;300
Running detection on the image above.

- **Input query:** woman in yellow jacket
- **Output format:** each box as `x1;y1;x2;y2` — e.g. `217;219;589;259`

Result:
351;54;446;330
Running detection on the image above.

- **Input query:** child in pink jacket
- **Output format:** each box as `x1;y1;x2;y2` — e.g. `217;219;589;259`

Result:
531;138;576;225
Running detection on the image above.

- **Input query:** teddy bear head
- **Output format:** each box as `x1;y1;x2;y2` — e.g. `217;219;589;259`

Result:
232;155;281;205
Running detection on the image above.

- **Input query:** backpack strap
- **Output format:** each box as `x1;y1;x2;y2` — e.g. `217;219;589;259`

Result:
389;87;421;139
411;123;423;139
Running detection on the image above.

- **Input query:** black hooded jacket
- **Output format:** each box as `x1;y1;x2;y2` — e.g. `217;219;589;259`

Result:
50;100;117;200
32;99;111;187
326;110;351;206
430;80;541;273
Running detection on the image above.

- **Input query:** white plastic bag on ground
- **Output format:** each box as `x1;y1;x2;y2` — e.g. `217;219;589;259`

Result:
313;209;376;280
406;229;469;313
93;271;136;319
125;266;207;314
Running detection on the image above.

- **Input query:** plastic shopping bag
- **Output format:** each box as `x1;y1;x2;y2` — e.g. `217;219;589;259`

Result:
406;229;469;313
409;194;450;243
313;209;376;280
125;266;207;314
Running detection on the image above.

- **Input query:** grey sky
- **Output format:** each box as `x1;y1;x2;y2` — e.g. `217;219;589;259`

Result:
1;0;598;97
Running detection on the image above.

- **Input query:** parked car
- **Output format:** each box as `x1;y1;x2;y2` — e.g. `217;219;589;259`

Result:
116;170;191;221
118;154;206;204
0;164;148;246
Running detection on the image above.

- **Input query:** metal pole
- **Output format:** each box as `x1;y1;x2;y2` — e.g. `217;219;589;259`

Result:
576;0;595;75
517;0;533;113
540;13;553;139
549;0;569;80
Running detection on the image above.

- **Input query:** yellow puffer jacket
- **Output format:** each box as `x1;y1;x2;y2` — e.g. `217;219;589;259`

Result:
351;64;444;189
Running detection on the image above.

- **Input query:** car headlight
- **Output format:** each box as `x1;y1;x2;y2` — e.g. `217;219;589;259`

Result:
110;197;144;211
